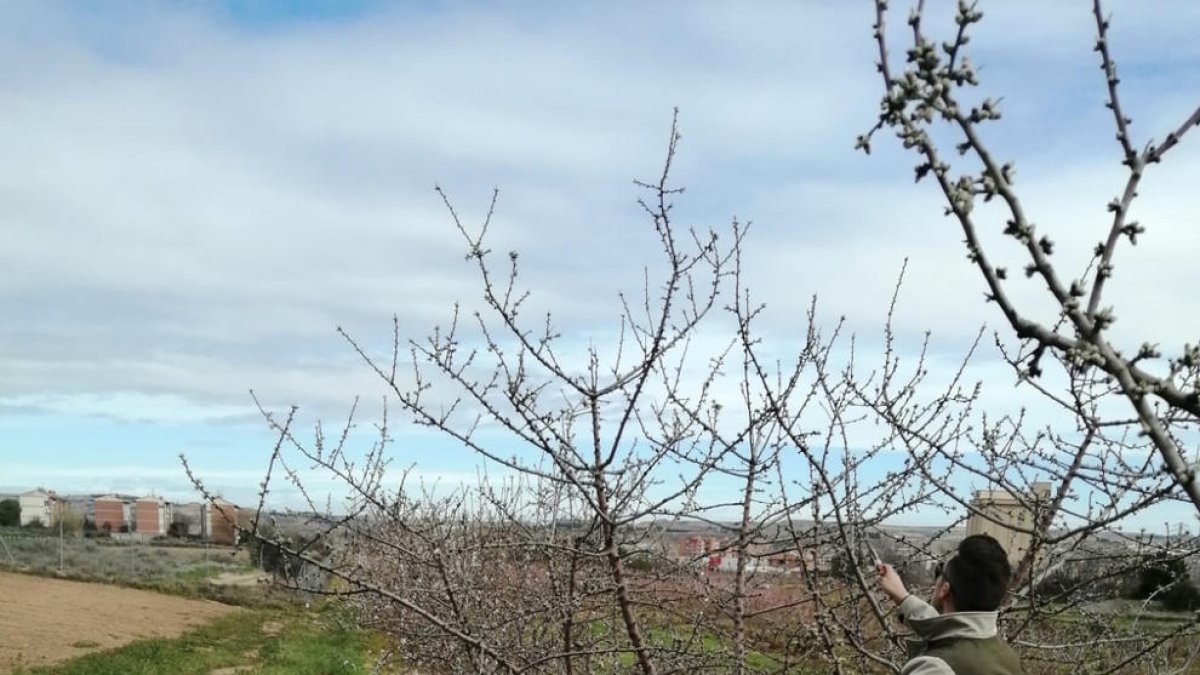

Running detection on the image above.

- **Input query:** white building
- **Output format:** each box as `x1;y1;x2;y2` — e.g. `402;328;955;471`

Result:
18;489;64;527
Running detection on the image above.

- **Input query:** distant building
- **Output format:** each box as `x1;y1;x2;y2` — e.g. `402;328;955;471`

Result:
93;495;127;532
204;499;239;545
676;536;722;559
965;483;1051;565
135;496;173;536
173;502;206;537
64;496;91;520
18;489;66;527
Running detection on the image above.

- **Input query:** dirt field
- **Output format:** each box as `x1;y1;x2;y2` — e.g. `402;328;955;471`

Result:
0;571;237;672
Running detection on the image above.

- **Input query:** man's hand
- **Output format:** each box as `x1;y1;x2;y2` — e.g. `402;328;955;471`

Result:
877;563;909;604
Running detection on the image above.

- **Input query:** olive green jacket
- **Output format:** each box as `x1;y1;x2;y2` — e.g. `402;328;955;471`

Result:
898;595;1024;675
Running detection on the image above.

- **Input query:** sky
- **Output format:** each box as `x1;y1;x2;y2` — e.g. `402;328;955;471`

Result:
1;1;1199;529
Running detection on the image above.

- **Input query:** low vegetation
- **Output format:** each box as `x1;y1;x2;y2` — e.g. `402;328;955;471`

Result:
0;529;304;614
11;607;395;675
2;528;239;572
0;530;391;673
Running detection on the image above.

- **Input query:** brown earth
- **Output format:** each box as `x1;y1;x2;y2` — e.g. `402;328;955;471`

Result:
0;571;237;673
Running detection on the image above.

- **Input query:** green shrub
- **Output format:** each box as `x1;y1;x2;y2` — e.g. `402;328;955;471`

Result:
1160;580;1200;612
1130;553;1200;611
0;499;19;527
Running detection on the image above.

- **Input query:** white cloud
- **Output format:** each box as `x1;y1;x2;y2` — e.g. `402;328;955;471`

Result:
0;392;248;424
0;2;1197;514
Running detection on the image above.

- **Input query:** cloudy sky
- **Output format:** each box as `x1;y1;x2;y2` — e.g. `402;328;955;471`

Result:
1;1;1198;527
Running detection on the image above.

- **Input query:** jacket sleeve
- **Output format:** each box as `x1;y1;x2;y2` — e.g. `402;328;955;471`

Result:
901;655;955;675
898;594;938;625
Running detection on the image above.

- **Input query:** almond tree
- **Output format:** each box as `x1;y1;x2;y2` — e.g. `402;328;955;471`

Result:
860;0;1200;512
859;1;1200;671
179;115;929;673
178;8;1200;664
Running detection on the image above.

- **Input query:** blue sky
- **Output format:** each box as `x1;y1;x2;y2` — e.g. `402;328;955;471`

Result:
1;1;1199;530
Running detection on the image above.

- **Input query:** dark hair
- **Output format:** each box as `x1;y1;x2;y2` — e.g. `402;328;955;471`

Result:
943;534;1012;611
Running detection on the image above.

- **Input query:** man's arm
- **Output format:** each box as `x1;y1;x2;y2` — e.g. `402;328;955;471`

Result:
901;656;954;675
898;593;938;624
877;563;908;602
878;565;952;673
878;562;935;622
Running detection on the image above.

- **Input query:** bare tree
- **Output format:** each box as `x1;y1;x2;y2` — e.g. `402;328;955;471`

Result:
858;1;1200;672
181;115;929;673
860;0;1200;512
179;17;1200;666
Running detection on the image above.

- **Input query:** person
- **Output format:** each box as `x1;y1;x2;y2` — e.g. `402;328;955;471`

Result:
876;534;1025;675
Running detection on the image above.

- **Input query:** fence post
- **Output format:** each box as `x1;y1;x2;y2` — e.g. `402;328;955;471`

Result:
0;534;15;566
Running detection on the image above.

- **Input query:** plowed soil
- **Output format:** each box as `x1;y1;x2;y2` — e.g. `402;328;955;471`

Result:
0;571;236;672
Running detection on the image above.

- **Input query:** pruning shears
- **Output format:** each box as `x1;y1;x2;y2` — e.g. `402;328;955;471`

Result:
865;540;883;569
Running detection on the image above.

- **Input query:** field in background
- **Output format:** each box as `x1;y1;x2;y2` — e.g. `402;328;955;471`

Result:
0;527;403;674
0;568;398;674
0;571;236;672
8;603;393;675
0;529;275;607
0;529;248;579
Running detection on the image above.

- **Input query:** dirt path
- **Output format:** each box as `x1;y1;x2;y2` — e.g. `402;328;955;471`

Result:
0;571;237;672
